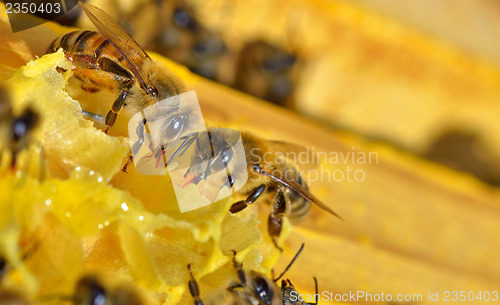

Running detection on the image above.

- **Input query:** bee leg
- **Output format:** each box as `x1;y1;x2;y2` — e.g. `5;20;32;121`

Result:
227;250;247;291
71;54;100;69
104;90;129;134
73;73;101;93
71;55;135;133
121;153;134;173
95;58;134;134
122;119;148;173
10;151;18;170
230;184;266;213
268;187;287;252
165;132;199;166
131;119;146;155
187;264;205;305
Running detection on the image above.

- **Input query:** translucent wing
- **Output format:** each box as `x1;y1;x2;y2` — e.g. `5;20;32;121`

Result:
79;2;154;93
254;165;343;220
268;140;319;171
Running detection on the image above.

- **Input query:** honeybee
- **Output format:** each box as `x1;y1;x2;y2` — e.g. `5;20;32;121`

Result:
188;261;281;305
147;0;233;83
173;128;341;250
233;40;299;107
37;274;144;304
0;85;40;170
47;1;184;133
187;245;316;305
70;274;144;305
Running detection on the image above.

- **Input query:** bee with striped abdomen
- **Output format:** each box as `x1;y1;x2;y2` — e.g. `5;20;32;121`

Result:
0;85;40;170
47;1;184;134
71;274;144;305
233;40;299;107
187;245;316;305
188;251;282;305
172;128;342;250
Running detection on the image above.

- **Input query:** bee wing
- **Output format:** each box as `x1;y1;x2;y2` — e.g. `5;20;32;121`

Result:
258;166;343;220
79;2;153;91
268;140;319;170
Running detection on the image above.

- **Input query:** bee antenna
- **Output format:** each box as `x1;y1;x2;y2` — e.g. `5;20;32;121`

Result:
273;243;304;282
307;277;319;305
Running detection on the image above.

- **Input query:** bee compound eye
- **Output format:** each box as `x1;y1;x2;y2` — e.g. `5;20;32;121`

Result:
164;114;186;140
253;275;274;305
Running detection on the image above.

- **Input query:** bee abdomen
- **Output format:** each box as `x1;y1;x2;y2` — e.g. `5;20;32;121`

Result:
48;30;121;61
49;30;93;53
288;172;311;224
289;197;311;224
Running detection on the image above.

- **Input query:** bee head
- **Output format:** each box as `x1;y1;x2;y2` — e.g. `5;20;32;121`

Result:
249;271;280;305
143;61;184;104
73;275;108;305
8;107;39;156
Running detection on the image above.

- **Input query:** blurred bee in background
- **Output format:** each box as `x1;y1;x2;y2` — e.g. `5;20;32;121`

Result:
423;129;500;186
174;128;341;250
151;0;302;107
233;40;300;108
47;1;183;133
228;0;304;108
187;244;317;305
36;274;145;304
0;85;40;171
147;0;234;83
69;274;145;305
